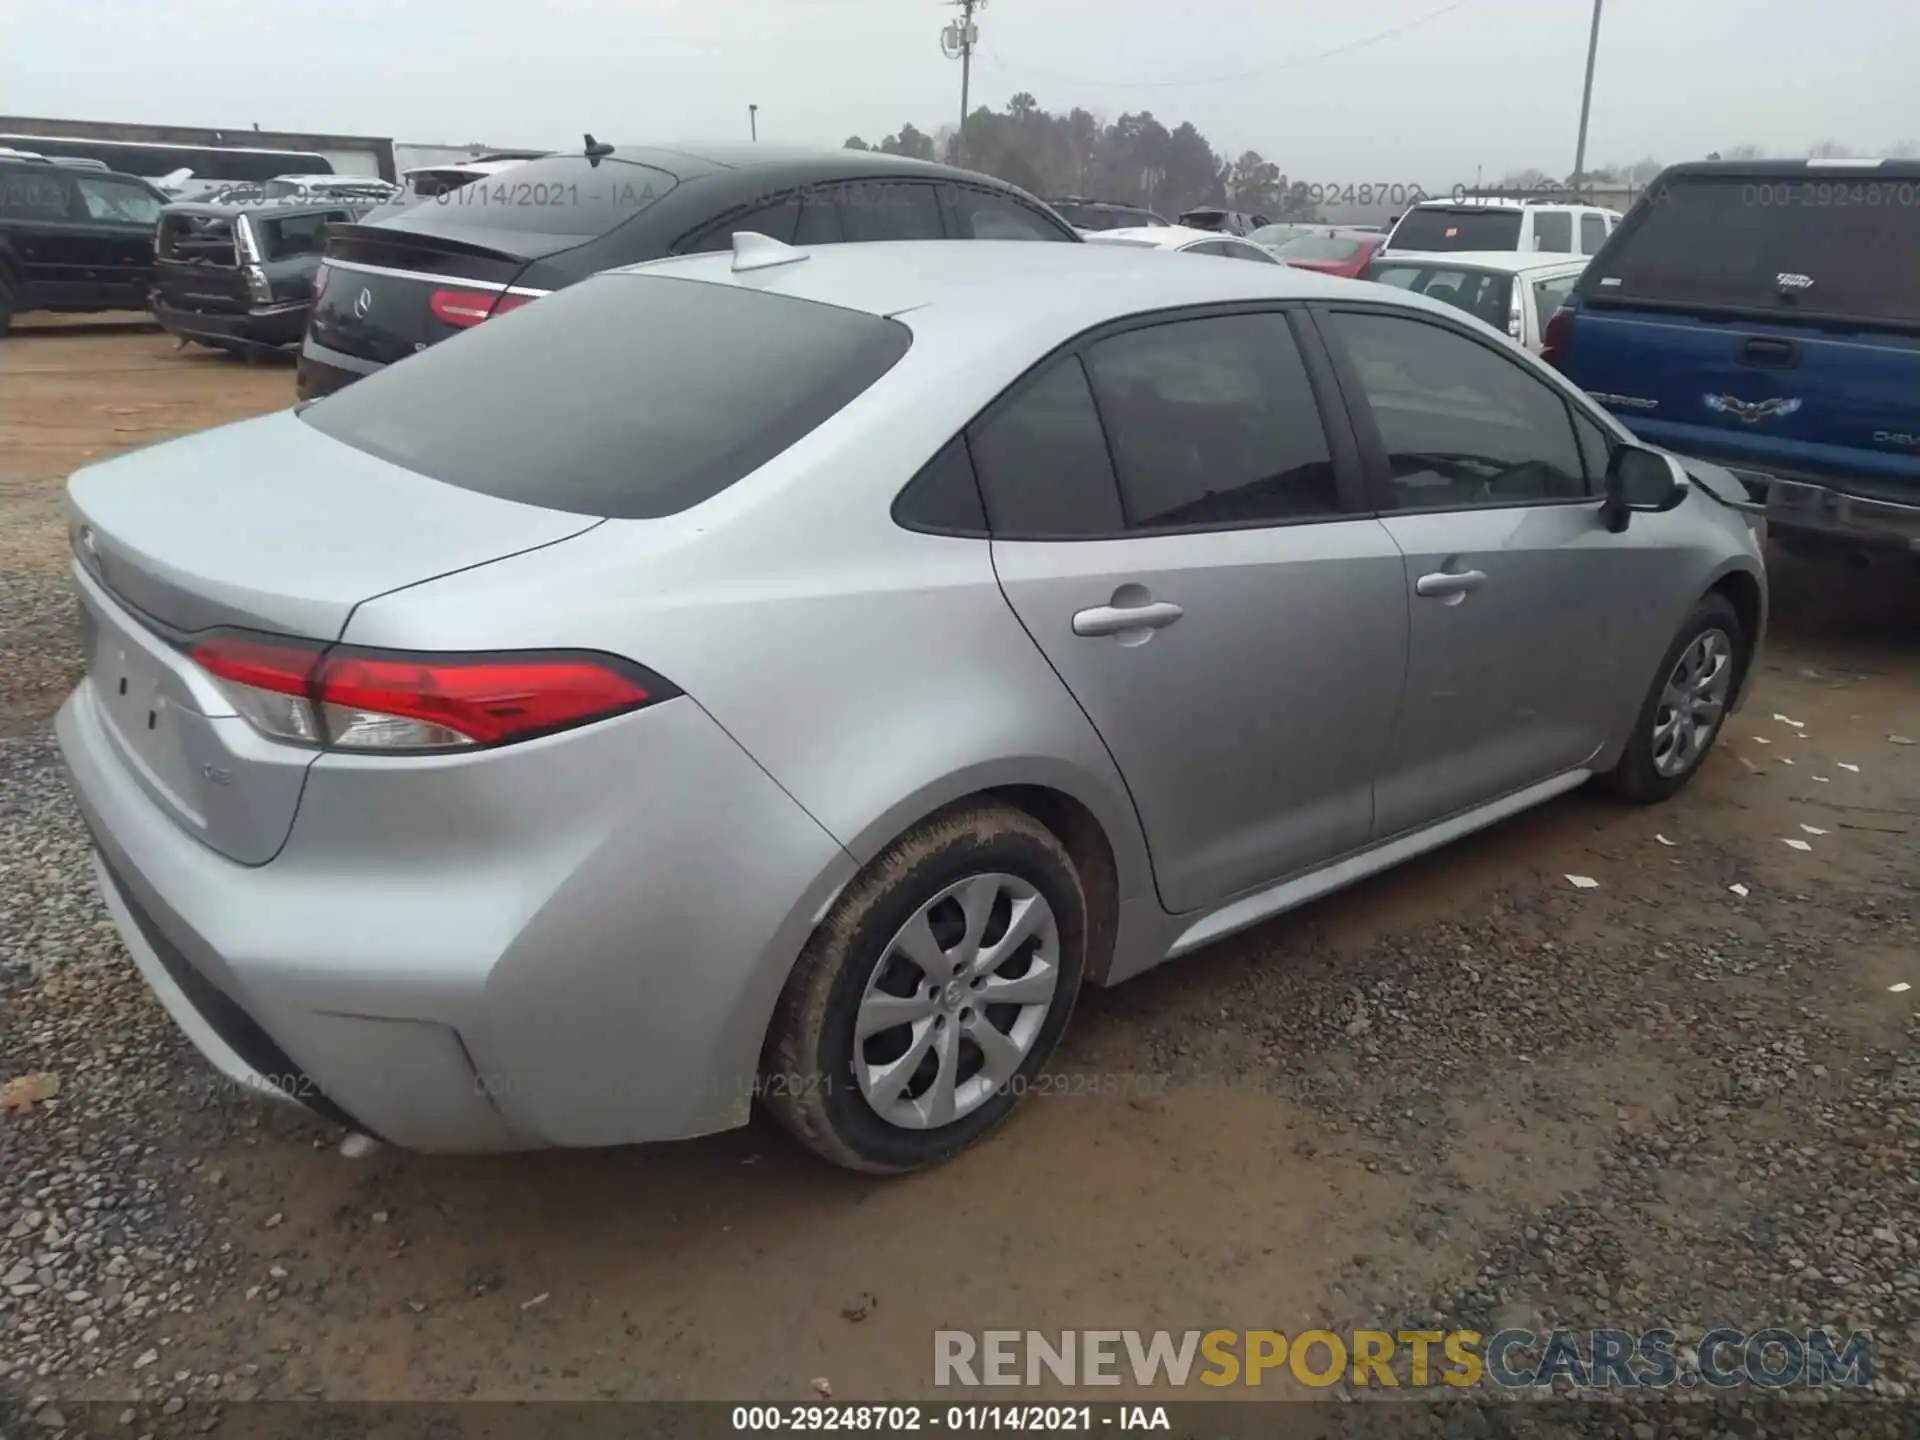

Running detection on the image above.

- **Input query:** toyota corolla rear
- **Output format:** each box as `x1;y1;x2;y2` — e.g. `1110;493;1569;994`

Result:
58;268;923;1151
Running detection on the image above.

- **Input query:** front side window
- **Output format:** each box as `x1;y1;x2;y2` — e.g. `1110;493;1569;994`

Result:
73;176;162;225
969;356;1125;536
1083;313;1341;528
1328;310;1589;508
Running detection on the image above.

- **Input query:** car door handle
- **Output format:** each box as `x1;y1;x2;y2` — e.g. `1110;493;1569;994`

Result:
1072;600;1185;637
1414;569;1488;598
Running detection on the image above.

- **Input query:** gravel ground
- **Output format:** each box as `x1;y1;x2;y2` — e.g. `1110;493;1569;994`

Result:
3;328;1918;1434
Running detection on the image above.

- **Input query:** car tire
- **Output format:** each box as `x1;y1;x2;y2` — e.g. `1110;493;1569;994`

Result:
761;801;1087;1173
1597;592;1746;804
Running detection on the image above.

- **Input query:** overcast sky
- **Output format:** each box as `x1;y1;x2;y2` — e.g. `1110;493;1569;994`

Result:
6;0;1916;182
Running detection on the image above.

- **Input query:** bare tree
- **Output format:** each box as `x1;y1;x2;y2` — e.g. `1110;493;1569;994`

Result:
1808;139;1857;159
1889;138;1920;158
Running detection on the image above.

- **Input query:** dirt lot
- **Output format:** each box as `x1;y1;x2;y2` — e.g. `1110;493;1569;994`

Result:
3;323;1918;1423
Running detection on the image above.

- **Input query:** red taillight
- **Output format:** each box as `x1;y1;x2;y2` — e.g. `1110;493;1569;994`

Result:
189;634;673;752
490;292;535;316
429;287;500;328
1540;305;1574;369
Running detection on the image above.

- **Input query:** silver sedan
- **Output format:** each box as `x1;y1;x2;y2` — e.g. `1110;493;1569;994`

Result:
57;235;1767;1172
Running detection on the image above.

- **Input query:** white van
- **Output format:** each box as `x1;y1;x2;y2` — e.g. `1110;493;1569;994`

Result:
1380;196;1621;258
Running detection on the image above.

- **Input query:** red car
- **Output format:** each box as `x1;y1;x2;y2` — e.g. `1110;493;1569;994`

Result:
1267;228;1385;278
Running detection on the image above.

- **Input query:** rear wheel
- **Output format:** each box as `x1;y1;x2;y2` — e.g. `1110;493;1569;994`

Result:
1598;593;1745;803
761;802;1087;1173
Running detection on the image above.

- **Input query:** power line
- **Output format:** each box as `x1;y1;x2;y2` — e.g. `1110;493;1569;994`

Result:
979;0;1476;89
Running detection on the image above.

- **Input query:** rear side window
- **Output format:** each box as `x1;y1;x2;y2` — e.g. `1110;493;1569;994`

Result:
893;435;987;534
1533;273;1579;321
1084;313;1340;528
1589;173;1920;323
1;168;72;219
257;211;344;260
398;155;677;241
300;274;911;519
1390;207;1523;251
1532;211;1574;252
1580;213;1608;253
795;181;945;243
682;193;803;253
969;357;1125;536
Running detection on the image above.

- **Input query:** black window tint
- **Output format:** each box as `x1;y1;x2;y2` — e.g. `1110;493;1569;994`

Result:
1;168;73;219
793;192;843;245
1532;211;1573;252
684;193;802;253
397;156;676;241
1591;173;1920;322
835;181;943;242
950;190;1068;241
73;176;162;225
1331;311;1588;508
1580;213;1607;253
1571;405;1612;485
1389;207;1523;251
970;357;1125;536
257;211;339;260
300;274;910;520
893;435;987;534
1084;313;1341;528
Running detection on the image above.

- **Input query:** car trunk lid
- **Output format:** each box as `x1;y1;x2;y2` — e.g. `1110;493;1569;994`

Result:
153;209;248;314
308;223;539;367
66;411;603;863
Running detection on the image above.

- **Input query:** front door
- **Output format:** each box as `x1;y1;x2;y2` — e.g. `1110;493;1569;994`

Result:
1314;304;1656;836
974;308;1408;913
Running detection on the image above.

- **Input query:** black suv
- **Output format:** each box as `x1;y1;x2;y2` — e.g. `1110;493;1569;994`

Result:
0;156;167;334
152;198;381;360
296;142;1080;399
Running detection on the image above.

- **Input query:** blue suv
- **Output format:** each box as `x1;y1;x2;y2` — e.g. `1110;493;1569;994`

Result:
1545;158;1920;553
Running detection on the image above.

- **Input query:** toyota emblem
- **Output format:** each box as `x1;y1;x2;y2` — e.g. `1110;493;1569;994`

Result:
352;287;373;320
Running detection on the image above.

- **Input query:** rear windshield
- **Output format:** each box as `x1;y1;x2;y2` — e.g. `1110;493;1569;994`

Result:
1389;206;1523;251
1179;210;1231;232
1367;262;1515;331
382;154;678;242
1278;233;1363;262
300;274;912;519
158;212;237;264
255;210;347;260
1584;173;1920;324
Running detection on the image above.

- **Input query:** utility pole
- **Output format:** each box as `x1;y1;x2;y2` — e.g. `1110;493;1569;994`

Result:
749;104;759;142
941;0;985;169
1571;0;1604;187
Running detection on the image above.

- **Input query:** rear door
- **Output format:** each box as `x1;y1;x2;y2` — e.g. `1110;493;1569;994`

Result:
980;308;1408;913
66;175;164;306
1560;168;1920;500
1;165;82;304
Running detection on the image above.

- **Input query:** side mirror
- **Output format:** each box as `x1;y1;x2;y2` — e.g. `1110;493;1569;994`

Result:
1601;444;1687;532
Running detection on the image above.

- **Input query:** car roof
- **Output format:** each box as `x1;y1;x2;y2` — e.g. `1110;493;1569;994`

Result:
1369;250;1588;274
588;143;1008;189
1083;224;1244;250
161;198;367;217
613;238;1470;342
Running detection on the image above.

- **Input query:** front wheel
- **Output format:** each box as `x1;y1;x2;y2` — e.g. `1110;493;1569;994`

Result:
1598;593;1745;803
760;802;1087;1173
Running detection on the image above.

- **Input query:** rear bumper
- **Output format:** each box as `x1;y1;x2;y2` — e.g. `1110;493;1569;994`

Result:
1728;468;1920;552
56;677;857;1153
151;298;310;354
294;337;383;400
